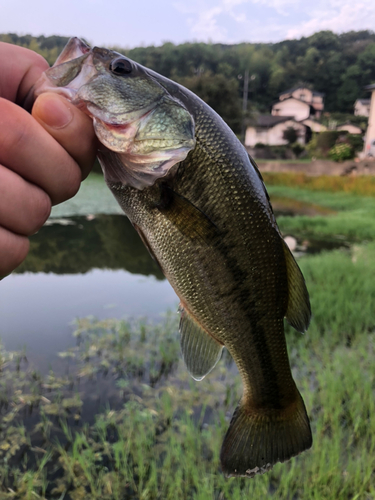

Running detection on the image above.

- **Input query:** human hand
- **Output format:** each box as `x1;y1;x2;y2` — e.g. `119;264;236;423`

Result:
0;42;97;277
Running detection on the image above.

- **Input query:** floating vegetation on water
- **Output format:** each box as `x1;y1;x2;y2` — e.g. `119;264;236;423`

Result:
2;240;375;498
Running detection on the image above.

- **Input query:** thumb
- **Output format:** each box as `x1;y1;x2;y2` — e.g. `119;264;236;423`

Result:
32;92;98;180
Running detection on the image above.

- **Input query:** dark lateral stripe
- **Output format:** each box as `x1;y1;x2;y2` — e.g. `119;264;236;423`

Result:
215;238;283;406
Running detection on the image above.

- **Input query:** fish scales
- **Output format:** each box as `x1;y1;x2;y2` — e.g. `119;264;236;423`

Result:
34;37;312;477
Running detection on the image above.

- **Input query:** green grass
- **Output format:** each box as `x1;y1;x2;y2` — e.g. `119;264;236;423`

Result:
1;243;375;498
3;178;375;498
268;185;375;242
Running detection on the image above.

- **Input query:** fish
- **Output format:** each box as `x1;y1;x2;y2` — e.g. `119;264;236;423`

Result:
34;37;312;477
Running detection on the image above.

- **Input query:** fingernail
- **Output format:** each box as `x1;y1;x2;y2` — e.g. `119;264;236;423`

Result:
34;94;73;129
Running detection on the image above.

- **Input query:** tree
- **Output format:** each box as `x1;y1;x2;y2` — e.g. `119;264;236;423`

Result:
176;73;242;134
283;127;298;145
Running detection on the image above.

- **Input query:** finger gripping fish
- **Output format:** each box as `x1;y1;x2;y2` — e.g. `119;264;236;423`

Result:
34;38;312;477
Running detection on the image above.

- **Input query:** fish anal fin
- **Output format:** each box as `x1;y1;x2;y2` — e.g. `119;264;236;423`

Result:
282;240;311;333
179;305;223;381
220;390;312;477
157;185;219;245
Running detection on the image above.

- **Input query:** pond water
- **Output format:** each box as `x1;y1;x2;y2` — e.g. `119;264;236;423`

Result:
0;200;346;373
0;215;179;373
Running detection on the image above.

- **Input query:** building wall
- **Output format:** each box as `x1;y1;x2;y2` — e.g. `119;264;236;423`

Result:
245;120;306;147
354;101;371;117
337;124;362;134
272;99;310;121
364;90;375;156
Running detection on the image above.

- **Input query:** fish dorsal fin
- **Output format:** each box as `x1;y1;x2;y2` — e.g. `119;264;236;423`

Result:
179;305;223;381
282;240;311;333
158;185;219;245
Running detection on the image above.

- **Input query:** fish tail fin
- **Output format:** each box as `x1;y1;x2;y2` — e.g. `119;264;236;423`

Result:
220;391;312;477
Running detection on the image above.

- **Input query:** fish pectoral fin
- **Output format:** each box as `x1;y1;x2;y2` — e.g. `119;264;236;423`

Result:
282;240;311;333
157;185;219;245
179;305;223;381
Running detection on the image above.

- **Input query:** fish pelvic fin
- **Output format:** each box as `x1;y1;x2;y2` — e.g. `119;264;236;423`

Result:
220;391;312;478
282;240;311;333
179;305;223;381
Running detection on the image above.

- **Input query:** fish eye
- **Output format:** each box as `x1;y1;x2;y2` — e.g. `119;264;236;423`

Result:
110;58;133;76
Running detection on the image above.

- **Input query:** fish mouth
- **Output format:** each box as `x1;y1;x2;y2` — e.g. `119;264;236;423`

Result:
33;38;94;105
34;54;96;103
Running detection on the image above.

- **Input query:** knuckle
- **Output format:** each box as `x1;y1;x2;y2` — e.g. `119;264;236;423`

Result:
57;166;81;203
28;191;51;235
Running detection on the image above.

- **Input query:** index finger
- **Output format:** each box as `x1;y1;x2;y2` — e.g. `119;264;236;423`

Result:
0;42;48;105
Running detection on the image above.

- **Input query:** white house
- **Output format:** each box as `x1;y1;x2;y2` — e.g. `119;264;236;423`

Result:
354;99;371;117
271;97;312;121
245;115;307;147
279;86;324;118
244;85;325;148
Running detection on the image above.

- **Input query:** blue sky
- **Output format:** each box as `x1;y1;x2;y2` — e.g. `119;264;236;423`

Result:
1;0;375;48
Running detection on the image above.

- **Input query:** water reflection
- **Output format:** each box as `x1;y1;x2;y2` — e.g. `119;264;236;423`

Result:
0;215;178;372
1;212;347;372
15;214;164;279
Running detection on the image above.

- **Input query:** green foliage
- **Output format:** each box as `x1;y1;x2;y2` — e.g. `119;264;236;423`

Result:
320;113;367;129
306;132;345;158
328;143;354;161
316;131;342;152
175;72;242;133
282;126;298;145
2;30;375;122
290;142;305;157
346;133;364;152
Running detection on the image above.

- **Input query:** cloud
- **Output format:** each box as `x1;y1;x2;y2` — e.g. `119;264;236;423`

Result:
174;0;375;45
174;0;251;42
250;0;300;15
287;1;375;39
187;5;228;40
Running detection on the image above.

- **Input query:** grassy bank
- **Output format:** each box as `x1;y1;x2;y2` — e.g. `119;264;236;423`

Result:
1;242;375;499
266;176;375;242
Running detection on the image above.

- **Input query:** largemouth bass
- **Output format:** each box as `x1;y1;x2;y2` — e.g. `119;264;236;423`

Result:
34;38;312;477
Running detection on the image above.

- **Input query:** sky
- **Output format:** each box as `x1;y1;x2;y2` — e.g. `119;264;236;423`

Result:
1;0;375;48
